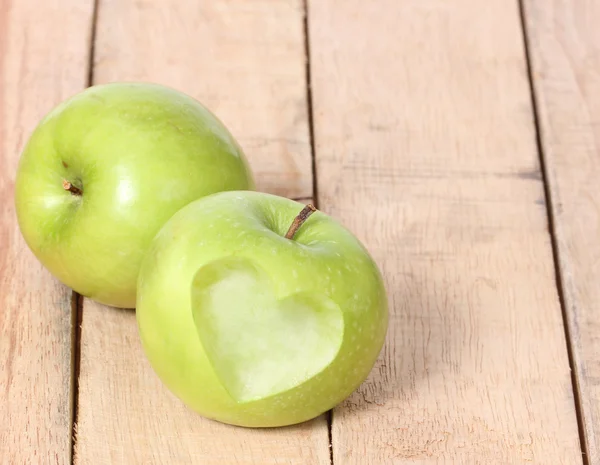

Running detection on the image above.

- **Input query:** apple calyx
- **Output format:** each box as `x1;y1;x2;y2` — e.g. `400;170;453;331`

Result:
62;179;82;196
285;204;317;240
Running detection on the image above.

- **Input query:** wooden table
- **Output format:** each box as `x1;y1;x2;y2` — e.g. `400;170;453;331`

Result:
2;0;598;463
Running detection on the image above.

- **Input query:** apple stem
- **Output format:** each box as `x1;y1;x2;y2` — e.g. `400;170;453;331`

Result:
62;179;82;196
285;204;317;240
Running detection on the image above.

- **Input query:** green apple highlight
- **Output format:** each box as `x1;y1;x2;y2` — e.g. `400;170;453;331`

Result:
15;83;254;308
136;191;388;427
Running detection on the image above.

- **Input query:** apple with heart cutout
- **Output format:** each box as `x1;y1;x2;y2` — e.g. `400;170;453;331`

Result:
15;82;254;308
136;191;388;427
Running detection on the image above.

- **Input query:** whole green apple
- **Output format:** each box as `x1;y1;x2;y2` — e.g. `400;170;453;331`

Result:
15;83;254;308
136;191;388;427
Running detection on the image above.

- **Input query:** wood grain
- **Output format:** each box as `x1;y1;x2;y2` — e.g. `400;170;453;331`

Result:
74;0;328;463
523;0;600;461
0;0;94;463
308;0;584;463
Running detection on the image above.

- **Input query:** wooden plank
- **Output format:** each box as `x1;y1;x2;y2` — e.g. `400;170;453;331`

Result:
0;0;94;463
74;1;328;463
523;0;600;461
308;0;584;463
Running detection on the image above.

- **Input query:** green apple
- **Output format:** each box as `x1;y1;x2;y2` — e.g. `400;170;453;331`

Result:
136;191;388;427
15;82;254;308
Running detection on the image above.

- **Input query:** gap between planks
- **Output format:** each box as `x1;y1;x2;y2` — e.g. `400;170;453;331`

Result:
303;0;320;211
71;0;99;460
517;0;589;463
70;293;83;464
302;1;333;462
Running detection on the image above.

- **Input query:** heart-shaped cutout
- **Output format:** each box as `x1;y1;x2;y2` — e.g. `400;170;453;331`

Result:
191;257;344;403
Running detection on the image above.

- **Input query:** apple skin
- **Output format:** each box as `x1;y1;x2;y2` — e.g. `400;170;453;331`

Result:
136;191;388;427
15;82;254;308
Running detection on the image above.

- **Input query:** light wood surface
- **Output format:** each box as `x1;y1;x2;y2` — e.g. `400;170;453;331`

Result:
74;0;328;463
308;0;584;463
524;0;600;461
0;0;94;463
